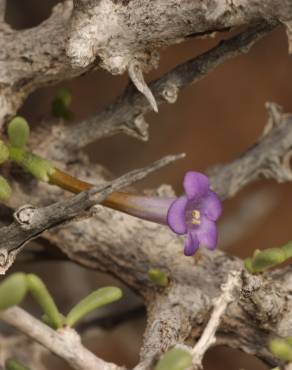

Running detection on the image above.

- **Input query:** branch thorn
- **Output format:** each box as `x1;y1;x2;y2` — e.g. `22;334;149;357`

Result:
128;61;158;112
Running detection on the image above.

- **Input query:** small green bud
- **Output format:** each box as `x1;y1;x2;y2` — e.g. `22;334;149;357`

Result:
5;359;31;370
0;273;28;310
251;248;286;273
270;338;292;362
281;241;292;259
148;268;169;287
27;274;63;329
56;87;72;107
0;140;9;164
52;88;73;120
154;348;192;370
65;287;122;327
0;176;12;201
8;117;30;148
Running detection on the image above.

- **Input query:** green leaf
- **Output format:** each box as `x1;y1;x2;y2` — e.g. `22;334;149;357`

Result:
148;268;169;287
26;274;62;329
270;338;292;362
65;287;122;327
0;176;12;201
245;248;286;273
20;153;55;182
244;257;253;273
282;241;292;259
5;359;31;370
9;148;55;182
0;140;9;164
52;88;73;120
286;336;292;347
7;117;30;148
252;248;286;272
154;348;192;370
245;240;292;274
0;273;28;310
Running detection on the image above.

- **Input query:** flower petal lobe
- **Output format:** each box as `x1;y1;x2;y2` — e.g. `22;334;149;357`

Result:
167;196;188;234
184;232;199;256
200;191;222;221
196;217;218;250
183;171;209;199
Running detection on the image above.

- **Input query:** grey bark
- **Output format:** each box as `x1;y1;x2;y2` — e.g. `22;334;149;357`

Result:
0;0;286;130
2;103;292;368
0;307;123;370
66;0;291;73
0;1;292;369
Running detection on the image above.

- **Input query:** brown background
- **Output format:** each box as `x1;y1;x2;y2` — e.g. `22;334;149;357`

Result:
4;1;292;369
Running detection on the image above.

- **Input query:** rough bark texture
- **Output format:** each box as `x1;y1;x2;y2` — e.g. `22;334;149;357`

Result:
41;22;276;161
0;154;184;272
0;0;290;128
0;1;75;127
2;102;292;368
66;0;291;73
0;307;123;370
1;1;292;369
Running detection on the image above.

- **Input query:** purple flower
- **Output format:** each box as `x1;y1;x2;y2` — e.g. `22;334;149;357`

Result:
102;171;221;256
167;171;222;256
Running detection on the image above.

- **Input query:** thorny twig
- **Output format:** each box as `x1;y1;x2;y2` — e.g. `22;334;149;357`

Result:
191;271;242;369
47;22;276;160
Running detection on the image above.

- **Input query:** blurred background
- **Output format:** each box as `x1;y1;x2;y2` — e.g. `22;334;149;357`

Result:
2;1;292;369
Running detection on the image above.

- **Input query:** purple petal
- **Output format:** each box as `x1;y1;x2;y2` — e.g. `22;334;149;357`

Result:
167;196;188;235
183;171;209;200
197;217;218;250
184;232;199;256
200;191;222;221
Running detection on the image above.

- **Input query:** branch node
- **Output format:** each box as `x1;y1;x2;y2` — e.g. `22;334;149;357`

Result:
160;83;179;104
13;205;37;230
263;102;284;136
124;114;149;141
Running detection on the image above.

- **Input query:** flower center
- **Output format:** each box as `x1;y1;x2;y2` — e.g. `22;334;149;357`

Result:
191;209;201;225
